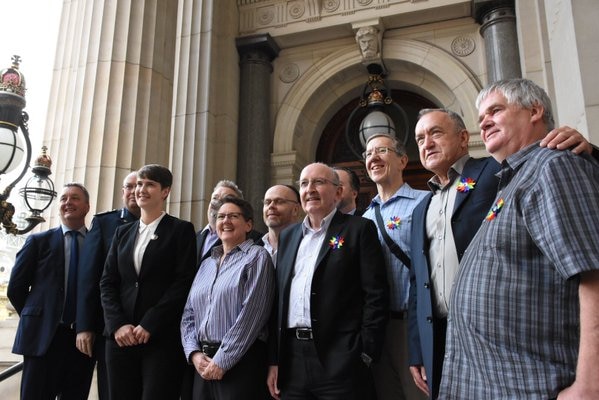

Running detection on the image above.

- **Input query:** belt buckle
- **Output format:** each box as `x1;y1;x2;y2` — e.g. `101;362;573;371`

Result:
295;328;313;340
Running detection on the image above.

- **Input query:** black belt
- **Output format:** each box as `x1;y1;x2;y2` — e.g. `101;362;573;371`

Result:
288;327;313;340
389;310;408;320
201;342;221;358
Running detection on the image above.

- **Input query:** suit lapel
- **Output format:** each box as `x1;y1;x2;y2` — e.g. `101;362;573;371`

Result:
453;158;485;215
314;211;345;269
138;215;169;277
280;225;303;284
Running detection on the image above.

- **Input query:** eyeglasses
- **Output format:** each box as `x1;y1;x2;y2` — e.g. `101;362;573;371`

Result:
362;146;397;160
123;184;135;191
263;198;299;207
296;178;339;189
216;212;243;221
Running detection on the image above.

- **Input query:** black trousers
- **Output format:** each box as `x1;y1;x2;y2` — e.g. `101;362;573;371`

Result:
192;340;270;400
105;336;186;400
94;336;109;400
280;337;374;400
21;325;95;400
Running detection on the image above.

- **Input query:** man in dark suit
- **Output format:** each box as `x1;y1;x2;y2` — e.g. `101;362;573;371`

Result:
408;108;596;398
267;162;388;400
8;183;95;400
77;171;140;399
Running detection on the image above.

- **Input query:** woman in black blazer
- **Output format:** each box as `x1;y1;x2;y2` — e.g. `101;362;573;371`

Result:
100;164;196;399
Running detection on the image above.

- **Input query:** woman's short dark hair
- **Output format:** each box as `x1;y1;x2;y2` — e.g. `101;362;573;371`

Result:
137;164;172;188
218;195;254;223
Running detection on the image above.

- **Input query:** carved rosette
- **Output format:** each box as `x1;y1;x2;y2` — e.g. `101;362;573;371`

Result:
257;6;275;26
451;35;476;57
279;63;300;83
322;0;340;13
288;1;305;19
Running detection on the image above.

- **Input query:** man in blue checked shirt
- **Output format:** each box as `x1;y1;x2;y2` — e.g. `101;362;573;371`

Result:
361;134;428;400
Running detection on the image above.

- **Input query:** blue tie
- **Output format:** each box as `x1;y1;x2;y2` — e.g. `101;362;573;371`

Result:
64;230;79;325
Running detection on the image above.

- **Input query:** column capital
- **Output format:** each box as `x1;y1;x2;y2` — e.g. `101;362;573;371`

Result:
236;34;280;61
473;0;515;25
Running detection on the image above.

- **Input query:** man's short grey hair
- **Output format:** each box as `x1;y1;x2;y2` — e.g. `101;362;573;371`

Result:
475;78;555;131
213;180;243;199
418;108;467;132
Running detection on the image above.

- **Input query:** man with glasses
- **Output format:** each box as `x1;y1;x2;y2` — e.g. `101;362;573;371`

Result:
78;171;140;400
261;184;301;266
267;162;388;400
361;135;428;400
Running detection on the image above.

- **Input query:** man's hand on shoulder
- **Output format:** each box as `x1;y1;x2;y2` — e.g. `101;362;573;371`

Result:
540;126;593;155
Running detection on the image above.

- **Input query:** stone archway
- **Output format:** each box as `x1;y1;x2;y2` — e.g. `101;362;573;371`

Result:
270;38;482;184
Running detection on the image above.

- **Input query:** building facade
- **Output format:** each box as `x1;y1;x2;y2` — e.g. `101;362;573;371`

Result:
39;0;598;230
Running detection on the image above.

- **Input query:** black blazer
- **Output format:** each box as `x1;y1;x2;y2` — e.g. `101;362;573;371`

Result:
271;211;388;382
408;156;500;397
78;208;138;334
8;228;71;356
100;214;196;341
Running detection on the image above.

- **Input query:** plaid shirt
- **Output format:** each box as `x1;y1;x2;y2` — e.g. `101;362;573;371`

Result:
439;143;599;399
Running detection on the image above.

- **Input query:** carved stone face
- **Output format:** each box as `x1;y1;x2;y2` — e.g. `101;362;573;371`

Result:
356;27;379;59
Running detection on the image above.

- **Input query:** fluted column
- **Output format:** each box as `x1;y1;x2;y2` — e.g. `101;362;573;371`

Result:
475;0;522;83
43;0;177;226
236;34;279;232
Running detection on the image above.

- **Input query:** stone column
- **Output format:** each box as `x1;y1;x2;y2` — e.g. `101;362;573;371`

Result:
43;0;178;226
475;0;522;83
235;34;279;232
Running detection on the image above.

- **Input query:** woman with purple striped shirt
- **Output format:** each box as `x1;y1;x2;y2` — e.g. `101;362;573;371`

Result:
181;196;275;400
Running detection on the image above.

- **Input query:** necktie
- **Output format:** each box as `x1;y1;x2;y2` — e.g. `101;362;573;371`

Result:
64;230;79;325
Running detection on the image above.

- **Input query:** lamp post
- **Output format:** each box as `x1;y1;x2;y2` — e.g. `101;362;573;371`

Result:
0;55;56;235
345;64;410;158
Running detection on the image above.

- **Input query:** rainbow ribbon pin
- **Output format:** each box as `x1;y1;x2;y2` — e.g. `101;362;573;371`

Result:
457;177;476;193
329;236;345;249
485;198;505;221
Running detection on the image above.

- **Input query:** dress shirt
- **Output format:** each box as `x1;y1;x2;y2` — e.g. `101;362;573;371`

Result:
261;233;277;267
426;154;468;317
363;184;427;311
287;208;336;328
440;143;599;398
61;224;87;303
134;212;166;275
180;239;274;371
200;224;219;258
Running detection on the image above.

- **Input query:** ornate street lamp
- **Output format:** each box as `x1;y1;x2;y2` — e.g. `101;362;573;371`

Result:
345;64;410;159
0;55;56;234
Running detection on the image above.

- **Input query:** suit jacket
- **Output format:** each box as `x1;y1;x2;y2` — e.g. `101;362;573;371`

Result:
408;156;500;396
78;208;139;333
8;227;76;356
100;214;196;341
272;211;388;383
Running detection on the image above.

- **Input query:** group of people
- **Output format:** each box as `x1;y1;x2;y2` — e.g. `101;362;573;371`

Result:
7;77;599;400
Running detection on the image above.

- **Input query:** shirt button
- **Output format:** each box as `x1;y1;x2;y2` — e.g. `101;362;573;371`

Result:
437;235;443;240
439;209;443;215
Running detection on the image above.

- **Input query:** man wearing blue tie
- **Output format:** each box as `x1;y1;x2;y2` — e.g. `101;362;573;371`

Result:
8;183;95;400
